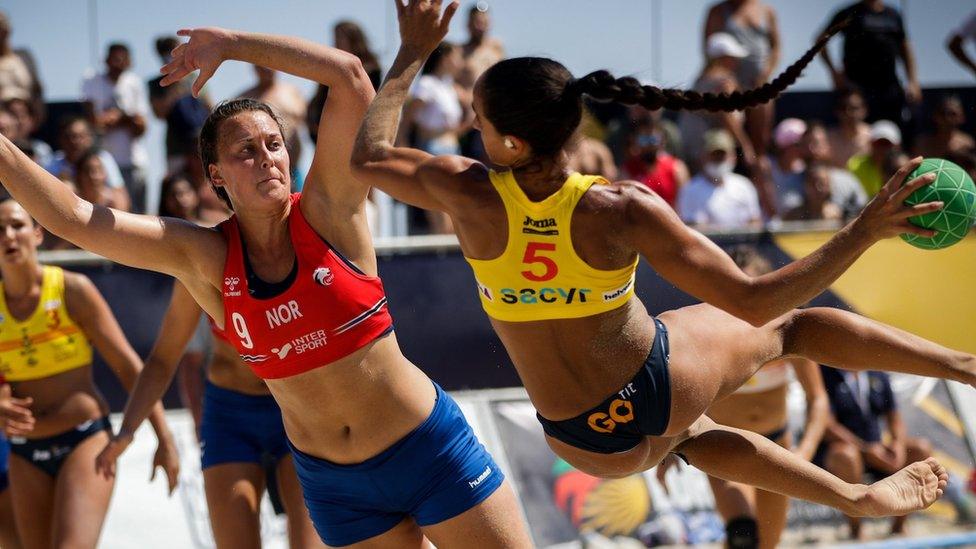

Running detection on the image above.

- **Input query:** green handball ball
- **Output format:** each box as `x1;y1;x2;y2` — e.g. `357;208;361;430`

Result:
900;158;976;250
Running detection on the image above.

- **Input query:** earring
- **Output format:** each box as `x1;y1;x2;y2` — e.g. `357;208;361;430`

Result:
504;138;515;149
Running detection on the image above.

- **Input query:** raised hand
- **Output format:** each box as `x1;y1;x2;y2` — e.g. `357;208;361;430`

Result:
160;27;236;97
852;157;943;242
0;384;34;437
395;0;460;56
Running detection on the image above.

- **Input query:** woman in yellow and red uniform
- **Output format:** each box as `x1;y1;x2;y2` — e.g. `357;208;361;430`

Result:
0;199;178;549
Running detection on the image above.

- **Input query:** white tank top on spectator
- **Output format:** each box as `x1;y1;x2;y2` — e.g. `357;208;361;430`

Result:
81;71;149;170
735;360;792;394
410;74;462;135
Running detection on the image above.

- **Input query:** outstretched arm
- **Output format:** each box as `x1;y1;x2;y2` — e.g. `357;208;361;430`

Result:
623;157;942;327
65;273;180;494
351;0;475;213
0;135;215;280
95;281;203;489
161;27;376;213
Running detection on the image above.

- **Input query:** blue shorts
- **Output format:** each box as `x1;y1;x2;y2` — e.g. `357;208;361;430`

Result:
289;382;504;547
200;381;288;470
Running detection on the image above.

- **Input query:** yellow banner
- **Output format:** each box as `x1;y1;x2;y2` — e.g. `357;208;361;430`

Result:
774;232;976;355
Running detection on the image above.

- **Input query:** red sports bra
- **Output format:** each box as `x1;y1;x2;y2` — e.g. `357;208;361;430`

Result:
214;193;393;379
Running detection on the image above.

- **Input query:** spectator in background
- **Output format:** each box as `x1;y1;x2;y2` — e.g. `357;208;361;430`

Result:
803;121;867;219
816;366;933;539
783;163;843;222
679;32;757;173
947;10;976;79
458;3;506;163
916;95;975;159
0;104;16;140
179;140;231;226
405;41;469;234
158;172;203;222
621;114;689;208
4;96;51;166
0;11;43;121
307;20;382;142
75;149;130;212
82;43;149;212
848;120;902;197
606;105;682;168
237;65;307;190
0;126;32;202
827;88;872;168
148;36;210;174
769;118;807;216
406;41;467;156
703;0;780;156
678;129;761;229
820;1;921;143
459;3;505;90
46;115;130;208
947;150;976;183
567;135;617;181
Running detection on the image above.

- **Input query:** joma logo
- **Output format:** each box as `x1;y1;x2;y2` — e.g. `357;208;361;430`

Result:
522;216;559;236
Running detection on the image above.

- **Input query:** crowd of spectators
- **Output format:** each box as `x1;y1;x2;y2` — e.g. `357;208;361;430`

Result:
0;0;975;243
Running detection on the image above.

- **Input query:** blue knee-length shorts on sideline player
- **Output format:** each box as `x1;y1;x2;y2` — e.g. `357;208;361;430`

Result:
288;382;505;547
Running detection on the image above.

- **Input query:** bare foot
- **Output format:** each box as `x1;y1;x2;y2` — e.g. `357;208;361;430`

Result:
855;458;948;518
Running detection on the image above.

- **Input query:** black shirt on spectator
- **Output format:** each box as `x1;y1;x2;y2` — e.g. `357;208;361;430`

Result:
828;3;906;89
148;76;209;158
821;365;896;444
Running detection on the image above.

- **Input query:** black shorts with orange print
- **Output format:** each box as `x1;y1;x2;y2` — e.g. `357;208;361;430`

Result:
536;317;672;454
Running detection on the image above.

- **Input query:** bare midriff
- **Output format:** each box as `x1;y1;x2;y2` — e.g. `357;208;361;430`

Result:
491;297;657;420
266;333;436;465
207;336;272;396
11;365;109;438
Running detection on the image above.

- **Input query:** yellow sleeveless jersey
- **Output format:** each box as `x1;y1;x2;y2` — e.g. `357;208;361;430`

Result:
0;266;93;381
465;171;638;322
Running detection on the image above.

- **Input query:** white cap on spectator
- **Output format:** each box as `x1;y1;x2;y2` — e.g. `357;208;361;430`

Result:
870;120;902;146
704;129;736;154
706;33;749;60
774;118;807;149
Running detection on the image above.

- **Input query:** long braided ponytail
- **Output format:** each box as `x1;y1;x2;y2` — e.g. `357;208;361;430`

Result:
478;20;847;157
571;20;847;112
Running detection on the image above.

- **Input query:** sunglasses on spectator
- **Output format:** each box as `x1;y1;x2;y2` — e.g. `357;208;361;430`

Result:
637;134;662;147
